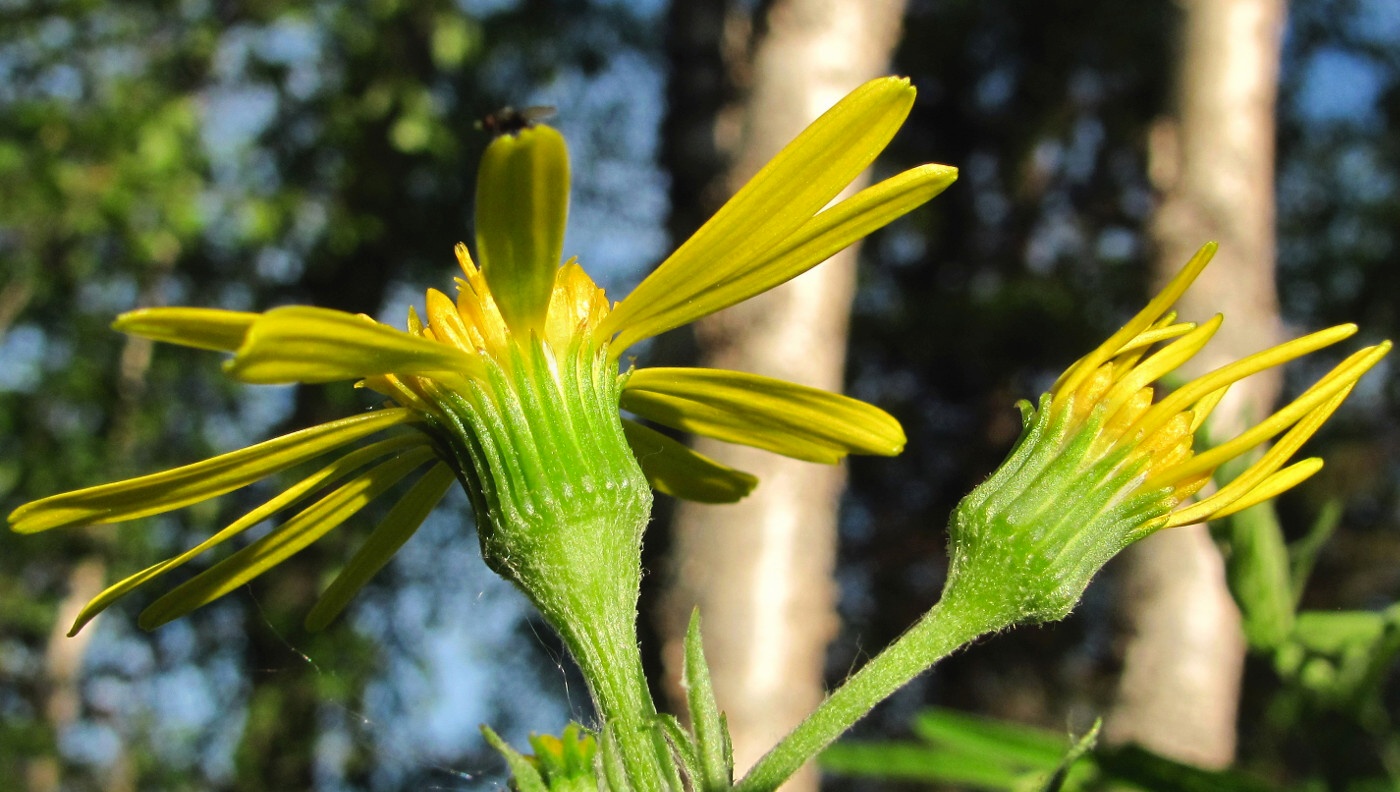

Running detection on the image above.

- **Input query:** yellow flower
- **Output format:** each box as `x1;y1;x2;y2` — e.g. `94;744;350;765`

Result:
9;77;956;636
945;242;1390;624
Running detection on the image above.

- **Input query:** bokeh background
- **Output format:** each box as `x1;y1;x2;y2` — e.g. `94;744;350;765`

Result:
1;0;1397;789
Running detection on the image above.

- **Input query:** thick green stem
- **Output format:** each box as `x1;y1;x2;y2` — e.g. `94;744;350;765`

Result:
560;600;672;791
427;341;672;787
733;584;1006;791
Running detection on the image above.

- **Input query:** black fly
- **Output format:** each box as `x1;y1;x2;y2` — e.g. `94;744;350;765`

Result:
478;106;557;137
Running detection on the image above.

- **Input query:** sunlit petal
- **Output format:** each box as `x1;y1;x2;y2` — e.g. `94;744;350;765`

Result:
226;305;484;384
602;76;917;347
113;307;259;352
608;164;956;349
621;368;905;464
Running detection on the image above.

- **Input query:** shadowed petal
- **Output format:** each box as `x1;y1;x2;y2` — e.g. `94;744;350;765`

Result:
621;419;757;503
139;445;436;629
8;409;419;534
305;461;456;631
66;434;428;635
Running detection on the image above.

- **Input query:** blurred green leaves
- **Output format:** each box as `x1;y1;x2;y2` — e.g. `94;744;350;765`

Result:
822;708;1277;792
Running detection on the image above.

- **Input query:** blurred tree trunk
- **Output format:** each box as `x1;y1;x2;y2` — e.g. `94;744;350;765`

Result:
27;264;169;792
658;0;907;786
1105;0;1286;768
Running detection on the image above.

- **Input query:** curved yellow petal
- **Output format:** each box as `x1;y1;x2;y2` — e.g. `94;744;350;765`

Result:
1150;342;1389;489
1164;388;1348;526
621;419;758;503
1098;316;1222;425
609;164;956;350
602;76;917;347
66;434;428;635
8;409;419;534
305;461;456;631
1182;458;1324;524
138;446;436;629
113;307;259;352
226;305;484;385
621;367;905;464
1054;241;1217;401
1136;323;1359;437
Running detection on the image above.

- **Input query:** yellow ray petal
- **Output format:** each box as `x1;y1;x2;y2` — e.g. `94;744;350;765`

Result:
66;434;427;635
1165;388;1349;525
608;164;956;351
602;76;917;346
1098;315;1222;422
113;307;259;352
226;305;484;385
1135;323;1359;437
621;367;905;463
1201;458;1325;522
138;446;436;629
8;409;419;534
621;419;758;503
305;462;456;631
1054;242;1217;401
1150;342;1389;489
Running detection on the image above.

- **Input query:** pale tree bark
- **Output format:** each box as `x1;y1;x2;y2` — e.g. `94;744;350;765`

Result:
657;0;907;787
1105;0;1286;769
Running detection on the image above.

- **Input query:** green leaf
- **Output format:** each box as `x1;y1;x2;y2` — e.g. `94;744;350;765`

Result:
475;124;569;335
1096;745;1277;792
821;741;1029;788
113;307;258;351
1215;498;1295;651
912;709;1068;769
621;368;905;464
683;610;733;791
621;419;757;503
602;76;917;351
482;726;550;792
304;461;456;631
9;409;419;533
138;446;435;629
1037;719;1099;792
652;715;702;791
1288;499;1342;603
226;305;483;385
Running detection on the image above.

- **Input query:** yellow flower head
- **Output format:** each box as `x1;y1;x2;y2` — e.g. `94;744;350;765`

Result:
9;77;956;636
1048;242;1389;532
945;243;1390;625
